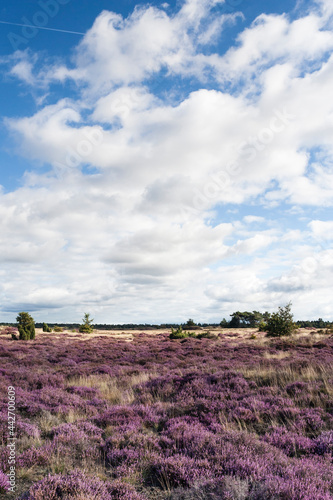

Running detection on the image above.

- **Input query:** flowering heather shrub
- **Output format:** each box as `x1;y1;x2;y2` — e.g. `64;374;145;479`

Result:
96;404;162;434
20;469;145;499
0;448;9;472
49;421;103;462
263;427;315;456
315;430;333;456
144;454;212;489
17;445;52;468
106;480;146;500
0;412;40;442
169;477;250;500
0;470;10;493
9;370;65;391
66;385;100;398
249;458;333;500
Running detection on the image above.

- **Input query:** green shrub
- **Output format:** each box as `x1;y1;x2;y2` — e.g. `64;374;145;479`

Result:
79;313;94;334
266;303;297;337
258;321;267;332
17;312;35;340
169;326;196;339
53;326;63;332
170;326;188;339
42;322;52;332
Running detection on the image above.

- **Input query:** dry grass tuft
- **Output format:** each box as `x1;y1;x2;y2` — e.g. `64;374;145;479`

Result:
238;363;333;389
66;372;157;405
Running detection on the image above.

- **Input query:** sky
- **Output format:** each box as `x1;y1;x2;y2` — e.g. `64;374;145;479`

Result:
0;0;332;324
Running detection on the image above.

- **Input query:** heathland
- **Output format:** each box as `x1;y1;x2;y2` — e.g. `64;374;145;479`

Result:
0;326;332;499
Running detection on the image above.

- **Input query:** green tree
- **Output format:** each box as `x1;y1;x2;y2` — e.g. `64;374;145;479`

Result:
16;312;35;340
79;313;94;333
263;311;271;322
230;311;264;328
266;303;297;337
42;322;52;332
229;312;241;328
185;318;196;327
317;318;325;328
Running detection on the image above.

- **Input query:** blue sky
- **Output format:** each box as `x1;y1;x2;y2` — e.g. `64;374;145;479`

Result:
0;0;332;323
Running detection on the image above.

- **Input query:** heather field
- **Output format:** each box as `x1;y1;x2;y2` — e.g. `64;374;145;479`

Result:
0;328;333;499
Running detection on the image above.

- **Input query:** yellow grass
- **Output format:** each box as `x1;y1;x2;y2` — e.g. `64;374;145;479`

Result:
238;363;333;390
66;372;157;405
262;351;291;360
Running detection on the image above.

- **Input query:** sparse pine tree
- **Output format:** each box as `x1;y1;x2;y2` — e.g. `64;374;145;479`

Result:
79;313;94;333
266;303;297;337
16;312;35;340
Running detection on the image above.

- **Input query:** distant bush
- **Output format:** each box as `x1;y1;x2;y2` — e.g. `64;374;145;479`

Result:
184;318;197;330
53;326;63;332
169;326;213;340
79;313;94;333
170;326;196;339
42;322;52;333
17;312;35;340
266;303;297;337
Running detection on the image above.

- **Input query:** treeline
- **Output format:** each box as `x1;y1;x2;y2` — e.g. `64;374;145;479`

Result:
1;317;332;331
295;318;332;328
220;311;269;328
220;312;332;329
1;322;187;331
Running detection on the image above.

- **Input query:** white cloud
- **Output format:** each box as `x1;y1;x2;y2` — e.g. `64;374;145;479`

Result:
1;0;333;321
308;220;333;245
243;215;266;224
10;59;36;86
